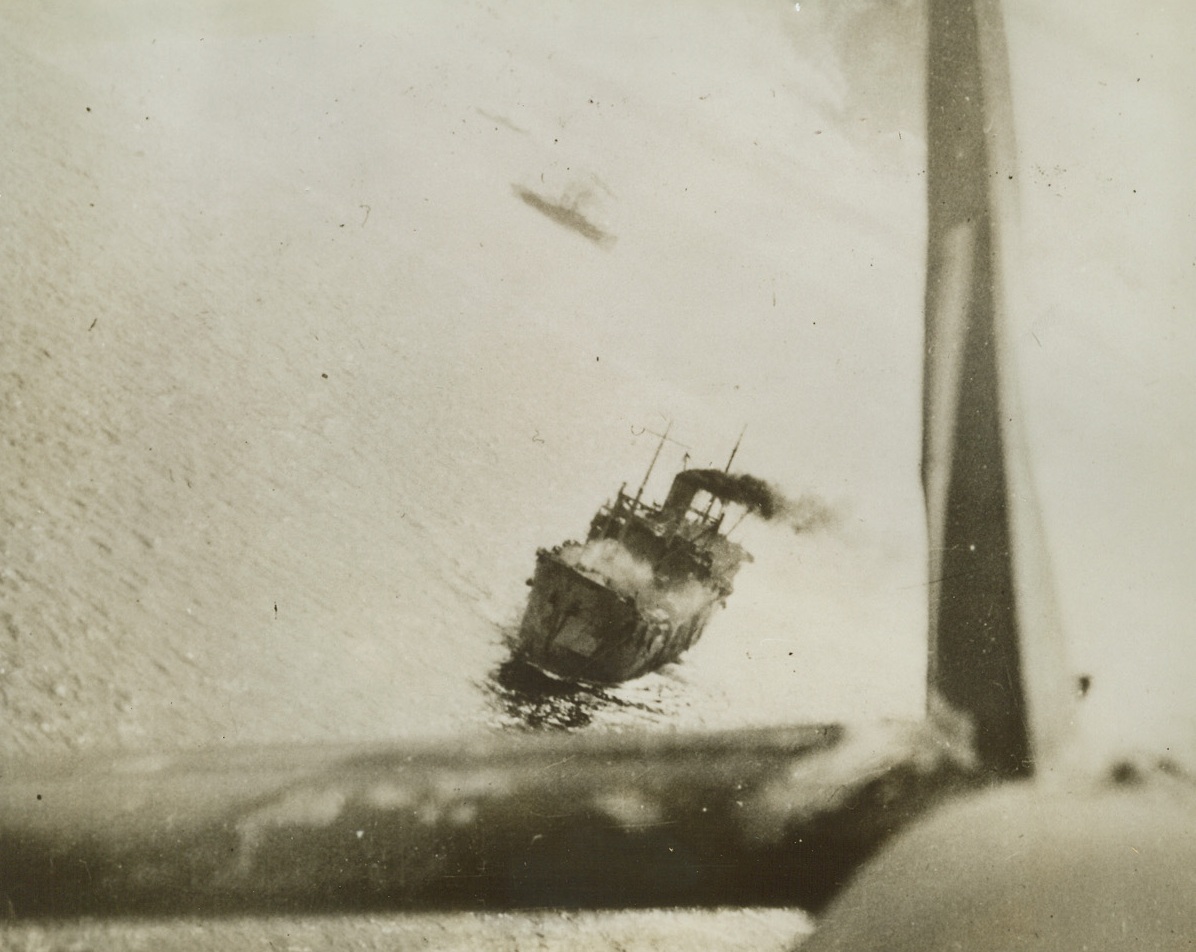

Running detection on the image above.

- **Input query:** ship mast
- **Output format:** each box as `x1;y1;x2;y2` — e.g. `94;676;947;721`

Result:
632;421;672;507
704;426;747;524
723;426;746;474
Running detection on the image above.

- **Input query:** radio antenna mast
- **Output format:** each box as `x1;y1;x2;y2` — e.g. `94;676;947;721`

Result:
723;426;746;473
633;421;672;505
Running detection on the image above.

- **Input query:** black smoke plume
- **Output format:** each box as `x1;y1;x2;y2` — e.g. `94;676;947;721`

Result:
667;469;837;533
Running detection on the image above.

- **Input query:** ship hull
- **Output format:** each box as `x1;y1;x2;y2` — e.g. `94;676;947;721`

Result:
516;548;719;685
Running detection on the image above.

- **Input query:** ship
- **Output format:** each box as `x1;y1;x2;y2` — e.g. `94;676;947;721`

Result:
514;431;754;685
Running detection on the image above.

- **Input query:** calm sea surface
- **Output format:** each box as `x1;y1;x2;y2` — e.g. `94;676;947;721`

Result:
0;287;926;754
0;0;929;758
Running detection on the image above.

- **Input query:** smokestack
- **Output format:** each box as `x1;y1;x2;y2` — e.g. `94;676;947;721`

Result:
661;469;835;533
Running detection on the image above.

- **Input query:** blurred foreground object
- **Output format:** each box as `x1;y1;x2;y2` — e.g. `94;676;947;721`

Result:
802;0;1196;946
799;765;1196;951
920;0;1070;777
0;723;974;916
